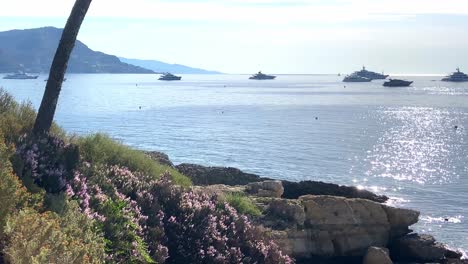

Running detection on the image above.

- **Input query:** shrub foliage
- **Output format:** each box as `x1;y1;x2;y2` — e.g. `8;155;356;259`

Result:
67;164;292;263
0;133;29;237
223;192;262;217
77;134;191;186
3;203;106;264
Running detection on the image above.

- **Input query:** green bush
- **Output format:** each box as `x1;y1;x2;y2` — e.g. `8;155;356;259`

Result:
0;89;65;144
0;133;29;237
77;134;191;186
3;202;106;264
223;192;262;217
0;89;36;144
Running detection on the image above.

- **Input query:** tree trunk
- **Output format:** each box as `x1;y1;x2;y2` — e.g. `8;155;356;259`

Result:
33;0;93;136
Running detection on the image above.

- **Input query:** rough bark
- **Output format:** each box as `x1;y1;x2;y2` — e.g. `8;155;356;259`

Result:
33;0;93;135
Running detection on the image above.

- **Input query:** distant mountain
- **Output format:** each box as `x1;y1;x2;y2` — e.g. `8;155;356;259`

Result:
119;57;221;74
0;27;153;73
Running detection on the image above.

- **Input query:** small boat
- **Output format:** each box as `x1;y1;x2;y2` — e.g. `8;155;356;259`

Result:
383;79;413;87
158;73;181;81
441;68;468;82
343;73;371;82
249;71;276;80
3;72;39;79
355;66;388;80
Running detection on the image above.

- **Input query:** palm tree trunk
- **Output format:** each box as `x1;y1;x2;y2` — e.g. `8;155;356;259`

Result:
33;0;93;135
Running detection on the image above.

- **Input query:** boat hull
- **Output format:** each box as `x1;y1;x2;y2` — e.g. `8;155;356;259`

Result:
158;77;182;81
3;76;38;79
343;79;371;82
441;78;468;82
383;80;413;87
249;76;276;80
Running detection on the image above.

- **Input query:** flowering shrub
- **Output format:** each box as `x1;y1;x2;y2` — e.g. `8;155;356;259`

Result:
14;134;79;193
150;176;292;264
67;166;154;263
66;163;293;264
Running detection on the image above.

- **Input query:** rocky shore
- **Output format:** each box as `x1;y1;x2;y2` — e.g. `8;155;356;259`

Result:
174;163;388;203
147;151;466;263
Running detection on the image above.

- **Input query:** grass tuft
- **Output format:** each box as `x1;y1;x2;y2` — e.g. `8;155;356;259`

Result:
77;133;191;186
224;192;262;217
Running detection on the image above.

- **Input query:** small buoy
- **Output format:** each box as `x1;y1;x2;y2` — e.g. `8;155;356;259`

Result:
444;218;449;222
454;125;458;130
315;117;318;120
139;106;142;109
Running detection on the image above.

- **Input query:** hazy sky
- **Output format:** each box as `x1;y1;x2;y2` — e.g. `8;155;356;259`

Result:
1;0;468;74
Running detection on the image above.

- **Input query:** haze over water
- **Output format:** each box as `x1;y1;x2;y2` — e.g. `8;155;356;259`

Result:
2;73;468;252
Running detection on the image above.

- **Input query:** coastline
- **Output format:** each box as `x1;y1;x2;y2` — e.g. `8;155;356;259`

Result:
146;151;466;263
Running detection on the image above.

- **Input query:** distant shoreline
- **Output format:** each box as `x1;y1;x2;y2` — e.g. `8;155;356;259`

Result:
0;72;447;76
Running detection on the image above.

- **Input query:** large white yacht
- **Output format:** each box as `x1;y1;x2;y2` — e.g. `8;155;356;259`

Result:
441;68;468;82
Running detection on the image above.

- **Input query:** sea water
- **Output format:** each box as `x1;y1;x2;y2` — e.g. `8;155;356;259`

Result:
2;73;467;252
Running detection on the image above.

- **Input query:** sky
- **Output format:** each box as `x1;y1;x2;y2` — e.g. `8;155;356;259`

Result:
1;0;468;74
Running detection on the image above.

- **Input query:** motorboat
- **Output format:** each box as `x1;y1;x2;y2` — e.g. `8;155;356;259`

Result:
158;73;182;81
249;71;276;80
383;79;413;87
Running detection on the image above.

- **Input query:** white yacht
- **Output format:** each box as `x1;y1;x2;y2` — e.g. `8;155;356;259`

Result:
3;72;38;79
441;68;468;82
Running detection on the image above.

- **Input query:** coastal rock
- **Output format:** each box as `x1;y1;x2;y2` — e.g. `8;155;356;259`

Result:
175;163;388;203
443;259;468;264
175;163;261;185
271;229;335;258
159;155;454;263
189;181;445;262
246;180;284;198
363;247;393;264
263;198;306;227
382;205;419;238
445;248;464;259
299;195;390;256
145;151;174;167
389;233;448;262
299;195;389;226
282;180;388;203
191;184;245;198
260;195;421;259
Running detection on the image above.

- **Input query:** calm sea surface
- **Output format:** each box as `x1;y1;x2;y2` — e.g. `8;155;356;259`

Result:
2;74;468;253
